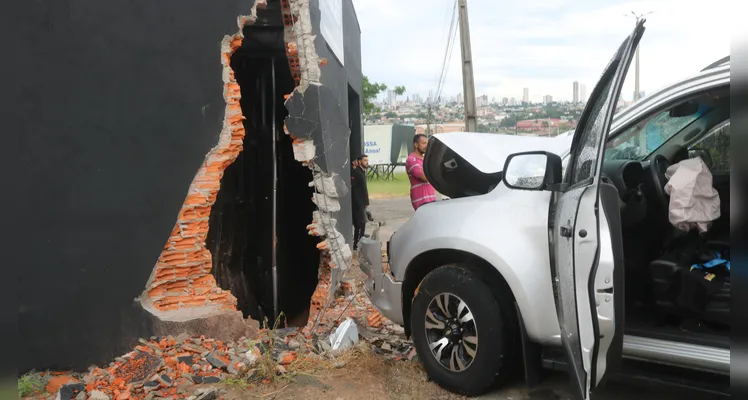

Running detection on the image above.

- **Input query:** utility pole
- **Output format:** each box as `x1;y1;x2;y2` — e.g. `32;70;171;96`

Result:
426;104;433;135
627;11;653;102
458;0;477;132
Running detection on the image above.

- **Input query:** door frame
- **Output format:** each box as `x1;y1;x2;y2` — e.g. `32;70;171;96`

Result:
547;20;646;399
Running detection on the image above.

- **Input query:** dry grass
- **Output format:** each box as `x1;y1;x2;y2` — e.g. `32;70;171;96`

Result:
223;341;468;400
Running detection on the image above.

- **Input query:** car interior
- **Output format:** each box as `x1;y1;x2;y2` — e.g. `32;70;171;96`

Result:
601;88;730;349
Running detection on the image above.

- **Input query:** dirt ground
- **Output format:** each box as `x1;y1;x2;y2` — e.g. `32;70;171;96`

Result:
225;350;466;400
223;345;570;400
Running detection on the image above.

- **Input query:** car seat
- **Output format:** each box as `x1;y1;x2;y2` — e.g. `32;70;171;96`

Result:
649;239;730;327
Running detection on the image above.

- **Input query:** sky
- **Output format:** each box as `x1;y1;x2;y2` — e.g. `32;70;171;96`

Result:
351;0;731;103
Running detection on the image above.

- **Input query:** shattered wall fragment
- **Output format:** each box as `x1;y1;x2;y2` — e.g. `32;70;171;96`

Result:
279;0;361;331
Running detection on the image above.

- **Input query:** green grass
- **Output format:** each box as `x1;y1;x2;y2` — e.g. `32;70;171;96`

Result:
17;374;44;398
367;172;410;198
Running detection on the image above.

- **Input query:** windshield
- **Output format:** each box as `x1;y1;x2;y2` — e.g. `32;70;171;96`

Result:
604;104;711;161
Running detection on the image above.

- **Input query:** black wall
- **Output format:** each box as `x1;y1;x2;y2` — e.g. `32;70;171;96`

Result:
307;0;363;245
12;0;361;372
13;0;255;371
343;0;365;160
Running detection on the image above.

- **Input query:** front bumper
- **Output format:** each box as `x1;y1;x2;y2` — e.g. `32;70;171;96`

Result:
357;237;404;325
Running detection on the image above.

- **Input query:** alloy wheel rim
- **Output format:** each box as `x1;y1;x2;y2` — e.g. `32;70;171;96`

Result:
424;292;478;372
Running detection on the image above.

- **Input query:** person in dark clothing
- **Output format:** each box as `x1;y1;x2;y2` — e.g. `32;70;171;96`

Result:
351;155;371;250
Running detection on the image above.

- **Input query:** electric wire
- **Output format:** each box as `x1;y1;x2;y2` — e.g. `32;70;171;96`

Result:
435;0;458;104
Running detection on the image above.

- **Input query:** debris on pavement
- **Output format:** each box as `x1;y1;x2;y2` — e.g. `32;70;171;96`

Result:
328;318;359;350
45;375;80;394
75;334;242;400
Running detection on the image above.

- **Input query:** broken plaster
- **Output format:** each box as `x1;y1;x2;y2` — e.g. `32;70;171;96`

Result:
281;0;353;312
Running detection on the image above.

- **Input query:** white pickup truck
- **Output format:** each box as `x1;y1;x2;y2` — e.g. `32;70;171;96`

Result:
358;21;731;399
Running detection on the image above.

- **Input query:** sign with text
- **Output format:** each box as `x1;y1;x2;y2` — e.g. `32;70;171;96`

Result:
319;0;344;66
363;125;393;165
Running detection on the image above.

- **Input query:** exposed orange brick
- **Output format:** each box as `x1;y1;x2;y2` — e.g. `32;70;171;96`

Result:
192;275;216;286
144;30;245;313
154;303;179;311
367;311;384;328
183;192;209;206
148;286;167;298
46;376;79;394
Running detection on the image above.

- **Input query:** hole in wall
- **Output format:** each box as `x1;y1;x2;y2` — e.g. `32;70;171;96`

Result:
206;2;320;326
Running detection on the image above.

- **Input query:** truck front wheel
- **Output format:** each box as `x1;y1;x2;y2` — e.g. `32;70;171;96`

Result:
410;264;518;396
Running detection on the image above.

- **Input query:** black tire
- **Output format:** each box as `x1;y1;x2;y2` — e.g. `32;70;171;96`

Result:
410;264;517;396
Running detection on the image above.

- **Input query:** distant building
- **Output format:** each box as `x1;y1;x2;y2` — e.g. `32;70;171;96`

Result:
573;81;579;103
516;118;564;130
522;88;529;103
387;90;397;106
477;108;495;117
501;97;508;105
544;95;553;104
580;84;587;103
509;97;518;106
415;122;464;134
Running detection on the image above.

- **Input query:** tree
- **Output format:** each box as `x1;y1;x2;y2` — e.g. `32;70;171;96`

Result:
363;75;387;115
394;86;406;96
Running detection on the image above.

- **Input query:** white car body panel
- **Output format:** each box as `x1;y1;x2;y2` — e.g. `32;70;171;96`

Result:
389;184;561;344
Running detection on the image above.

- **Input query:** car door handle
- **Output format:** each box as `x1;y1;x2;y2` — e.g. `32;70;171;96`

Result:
560;225;573;238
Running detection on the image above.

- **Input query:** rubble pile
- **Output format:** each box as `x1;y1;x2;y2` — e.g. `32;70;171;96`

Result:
56;335;245;400
28;257;418;400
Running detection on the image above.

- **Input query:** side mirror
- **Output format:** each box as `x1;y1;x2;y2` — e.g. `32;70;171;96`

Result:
503;151;564;191
669;101;699;118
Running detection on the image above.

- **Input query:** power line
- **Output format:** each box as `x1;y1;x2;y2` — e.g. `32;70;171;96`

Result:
434;0;456;97
435;0;458;103
436;17;458;102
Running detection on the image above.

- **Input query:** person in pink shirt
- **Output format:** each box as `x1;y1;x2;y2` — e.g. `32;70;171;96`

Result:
406;134;437;210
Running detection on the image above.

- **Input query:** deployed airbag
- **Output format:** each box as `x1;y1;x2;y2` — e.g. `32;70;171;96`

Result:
664;157;721;233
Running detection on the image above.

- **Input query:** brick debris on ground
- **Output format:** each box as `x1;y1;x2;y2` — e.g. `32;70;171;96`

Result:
22;256;414;400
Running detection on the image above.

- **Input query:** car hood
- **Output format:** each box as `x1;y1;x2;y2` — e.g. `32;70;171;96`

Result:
424;131;574;199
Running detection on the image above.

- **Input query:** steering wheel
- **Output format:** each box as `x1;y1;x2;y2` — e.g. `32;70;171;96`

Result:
649;154;671;210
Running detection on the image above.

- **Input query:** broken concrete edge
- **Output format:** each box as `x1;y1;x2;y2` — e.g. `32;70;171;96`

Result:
137;4;266;317
280;0;354;317
135;298;257;343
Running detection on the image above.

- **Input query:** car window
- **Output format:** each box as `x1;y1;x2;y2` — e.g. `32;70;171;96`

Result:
690;119;730;174
604;105;710;161
568;76;615;186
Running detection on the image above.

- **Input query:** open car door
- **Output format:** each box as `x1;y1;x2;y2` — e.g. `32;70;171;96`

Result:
549;22;644;399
